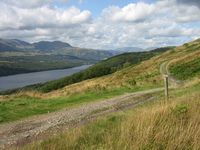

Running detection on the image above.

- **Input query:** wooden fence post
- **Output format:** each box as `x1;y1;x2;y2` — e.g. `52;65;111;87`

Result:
162;75;169;102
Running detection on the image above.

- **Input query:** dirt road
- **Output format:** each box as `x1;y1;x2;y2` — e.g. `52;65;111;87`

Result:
0;88;164;150
160;61;183;87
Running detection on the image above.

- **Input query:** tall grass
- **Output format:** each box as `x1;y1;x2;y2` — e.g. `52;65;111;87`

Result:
21;81;200;150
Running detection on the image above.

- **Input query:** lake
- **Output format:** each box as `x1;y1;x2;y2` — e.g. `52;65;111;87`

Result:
0;65;92;92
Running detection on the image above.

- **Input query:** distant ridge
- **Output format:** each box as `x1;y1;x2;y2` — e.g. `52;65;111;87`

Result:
0;39;73;53
33;41;72;52
13;39;32;46
1;39;31;47
145;47;158;51
114;47;144;52
113;47;161;52
0;39;23;52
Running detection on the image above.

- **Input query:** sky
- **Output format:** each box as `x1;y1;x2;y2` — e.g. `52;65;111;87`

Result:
0;0;200;50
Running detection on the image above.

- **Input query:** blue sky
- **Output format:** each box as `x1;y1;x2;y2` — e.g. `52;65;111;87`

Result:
0;0;200;50
78;0;141;18
53;0;143;18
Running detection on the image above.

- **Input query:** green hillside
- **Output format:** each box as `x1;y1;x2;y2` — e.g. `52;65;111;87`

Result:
169;50;200;80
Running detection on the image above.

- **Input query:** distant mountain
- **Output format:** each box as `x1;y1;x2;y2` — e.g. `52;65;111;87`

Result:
55;47;113;60
0;39;31;47
112;46;175;53
145;47;158;51
113;47;164;52
0;38;175;62
14;39;32;47
0;39;22;52
33;41;72;53
0;39;34;52
0;42;21;52
114;47;144;52
0;38;114;61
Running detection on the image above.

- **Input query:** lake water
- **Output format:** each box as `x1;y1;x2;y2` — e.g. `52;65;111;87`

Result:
0;65;92;92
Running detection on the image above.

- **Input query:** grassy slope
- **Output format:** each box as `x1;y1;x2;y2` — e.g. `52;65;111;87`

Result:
169;50;200;80
18;39;200;150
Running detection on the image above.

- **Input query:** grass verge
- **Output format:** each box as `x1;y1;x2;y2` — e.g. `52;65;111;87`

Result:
0;85;159;124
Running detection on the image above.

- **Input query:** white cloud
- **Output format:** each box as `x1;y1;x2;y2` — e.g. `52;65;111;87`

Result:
123;3;154;22
1;0;69;8
149;24;185;37
176;0;200;7
55;6;91;26
0;0;199;50
0;3;91;30
88;0;199;48
173;5;200;23
102;2;156;22
0;3;19;30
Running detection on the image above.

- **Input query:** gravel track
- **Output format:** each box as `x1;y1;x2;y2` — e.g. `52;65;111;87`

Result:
0;88;164;150
160;61;183;87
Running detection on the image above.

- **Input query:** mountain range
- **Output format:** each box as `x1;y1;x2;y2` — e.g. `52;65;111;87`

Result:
1;38;170;63
0;38;159;54
0;38;114;60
